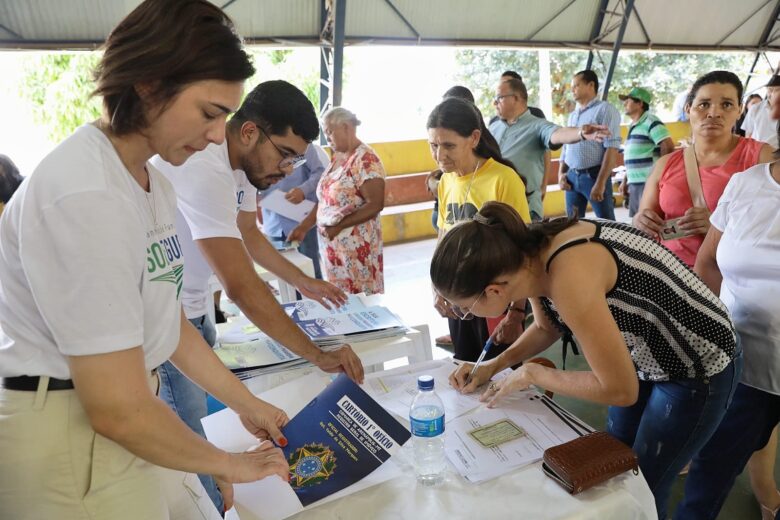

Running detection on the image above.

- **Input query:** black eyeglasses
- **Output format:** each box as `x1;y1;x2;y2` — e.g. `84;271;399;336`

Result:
258;126;307;169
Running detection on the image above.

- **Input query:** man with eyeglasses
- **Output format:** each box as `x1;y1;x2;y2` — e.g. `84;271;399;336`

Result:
490;77;611;222
152;80;364;511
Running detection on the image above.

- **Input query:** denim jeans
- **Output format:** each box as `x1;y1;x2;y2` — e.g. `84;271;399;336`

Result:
276;229;322;280
607;346;743;520
675;382;780;520
627;182;646;218
565;169;616;220
158;314;223;514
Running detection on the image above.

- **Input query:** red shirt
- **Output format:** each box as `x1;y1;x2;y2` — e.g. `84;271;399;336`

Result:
658;137;763;266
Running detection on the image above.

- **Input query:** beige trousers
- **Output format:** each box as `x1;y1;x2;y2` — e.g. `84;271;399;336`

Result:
0;375;221;520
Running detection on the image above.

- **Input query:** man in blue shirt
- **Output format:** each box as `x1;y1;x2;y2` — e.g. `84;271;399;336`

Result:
259;144;328;279
558;70;622;220
490;78;607;221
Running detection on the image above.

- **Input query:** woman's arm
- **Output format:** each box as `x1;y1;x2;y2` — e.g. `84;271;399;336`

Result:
449;298;561;392
68;345;289;485
693;227;724;296
483;245;639;407
633;154;670;238
322;178;385;240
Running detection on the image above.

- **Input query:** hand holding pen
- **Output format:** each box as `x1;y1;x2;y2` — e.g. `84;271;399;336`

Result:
449;335;496;393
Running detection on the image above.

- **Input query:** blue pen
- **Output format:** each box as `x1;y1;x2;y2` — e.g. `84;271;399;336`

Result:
465;337;494;387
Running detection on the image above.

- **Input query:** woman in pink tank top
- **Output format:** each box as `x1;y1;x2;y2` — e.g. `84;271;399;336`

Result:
634;71;774;267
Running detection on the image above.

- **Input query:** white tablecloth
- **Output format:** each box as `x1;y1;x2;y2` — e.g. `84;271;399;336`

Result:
286;445;657;520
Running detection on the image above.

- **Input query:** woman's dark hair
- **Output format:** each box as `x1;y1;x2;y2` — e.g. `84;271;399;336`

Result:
685;71;743;107
93;0;255;135
431;202;576;298
443;85;475;103
426;97;519;177
229;80;319;141
741;93;762;116
0;154;23;203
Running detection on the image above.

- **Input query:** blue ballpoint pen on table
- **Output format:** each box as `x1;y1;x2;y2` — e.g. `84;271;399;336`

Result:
464;336;494;388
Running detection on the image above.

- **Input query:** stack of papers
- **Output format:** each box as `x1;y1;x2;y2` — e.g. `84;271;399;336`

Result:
215;295;407;379
220;296;407;348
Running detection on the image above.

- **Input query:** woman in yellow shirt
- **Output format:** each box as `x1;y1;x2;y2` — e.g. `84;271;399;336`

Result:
428;97;530;362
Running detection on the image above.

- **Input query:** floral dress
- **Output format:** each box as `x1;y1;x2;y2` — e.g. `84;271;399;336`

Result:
316;143;386;294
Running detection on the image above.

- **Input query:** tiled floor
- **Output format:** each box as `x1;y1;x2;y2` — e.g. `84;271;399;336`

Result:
381;205;774;520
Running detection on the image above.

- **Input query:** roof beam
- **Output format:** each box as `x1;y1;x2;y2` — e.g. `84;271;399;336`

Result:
632;3;651;45
602;0;634;100
589;0;611;45
744;0;780;91
383;0;420;40
715;0;774;46
220;0;239;9
0;23;22;40
526;0;578;40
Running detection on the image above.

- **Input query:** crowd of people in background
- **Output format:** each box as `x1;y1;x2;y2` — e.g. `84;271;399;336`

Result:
1;1;779;518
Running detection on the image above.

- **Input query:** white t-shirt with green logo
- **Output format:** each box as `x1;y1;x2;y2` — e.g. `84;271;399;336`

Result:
152;142;258;319
0;124;183;379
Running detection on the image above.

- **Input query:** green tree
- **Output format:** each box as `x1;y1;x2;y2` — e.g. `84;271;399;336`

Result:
19;52;102;143
456;49;754;124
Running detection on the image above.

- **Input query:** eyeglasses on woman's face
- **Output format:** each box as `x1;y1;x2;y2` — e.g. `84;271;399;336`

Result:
450;289;486;320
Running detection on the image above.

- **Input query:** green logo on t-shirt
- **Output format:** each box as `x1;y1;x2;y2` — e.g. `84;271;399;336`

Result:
151;263;184;298
147;234;184;298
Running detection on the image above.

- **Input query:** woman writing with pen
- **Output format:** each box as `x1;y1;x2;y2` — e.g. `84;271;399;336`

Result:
440;201;740;520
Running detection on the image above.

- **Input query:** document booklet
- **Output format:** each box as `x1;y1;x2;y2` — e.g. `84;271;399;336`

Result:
203;373;410;520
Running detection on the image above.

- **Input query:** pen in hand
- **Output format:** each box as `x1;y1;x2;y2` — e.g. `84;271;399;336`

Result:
464;337;494;390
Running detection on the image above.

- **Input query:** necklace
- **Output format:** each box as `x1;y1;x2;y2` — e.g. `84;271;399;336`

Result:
449;159;483;225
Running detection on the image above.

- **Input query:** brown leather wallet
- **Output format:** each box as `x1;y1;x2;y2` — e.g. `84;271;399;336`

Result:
542;431;639;495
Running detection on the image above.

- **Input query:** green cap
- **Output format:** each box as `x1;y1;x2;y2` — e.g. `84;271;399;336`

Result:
618;87;652;105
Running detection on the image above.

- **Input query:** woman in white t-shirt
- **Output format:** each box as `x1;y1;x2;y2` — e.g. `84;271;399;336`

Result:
0;2;290;518
676;143;780;517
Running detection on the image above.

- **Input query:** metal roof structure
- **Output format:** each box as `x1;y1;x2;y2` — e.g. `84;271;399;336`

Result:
2;0;779;110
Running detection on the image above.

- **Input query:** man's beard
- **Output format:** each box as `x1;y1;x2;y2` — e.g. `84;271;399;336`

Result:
240;156;285;190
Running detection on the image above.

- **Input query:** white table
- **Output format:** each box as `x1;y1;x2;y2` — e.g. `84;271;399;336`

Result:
208;249;317;325
240;324;433;394
254;249;315;303
237;362;657;520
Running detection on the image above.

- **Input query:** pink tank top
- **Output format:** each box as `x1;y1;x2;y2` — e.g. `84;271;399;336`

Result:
658;137;763;267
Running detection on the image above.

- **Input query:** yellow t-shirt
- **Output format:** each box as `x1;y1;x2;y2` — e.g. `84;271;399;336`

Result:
437;158;530;232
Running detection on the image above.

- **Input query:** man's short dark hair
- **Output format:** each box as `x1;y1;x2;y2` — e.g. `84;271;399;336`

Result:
0;154;23;203
443;85;475;103
503;78;528;101
575;70;599;93
229;80;319;142
501;70;522;81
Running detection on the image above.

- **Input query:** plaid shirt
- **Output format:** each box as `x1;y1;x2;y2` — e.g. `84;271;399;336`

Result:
562;98;622;170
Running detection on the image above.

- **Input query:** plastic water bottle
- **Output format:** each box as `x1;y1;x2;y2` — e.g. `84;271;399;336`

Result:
409;375;446;486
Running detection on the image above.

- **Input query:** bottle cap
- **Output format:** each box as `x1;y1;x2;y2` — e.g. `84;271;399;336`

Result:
417;375;434;390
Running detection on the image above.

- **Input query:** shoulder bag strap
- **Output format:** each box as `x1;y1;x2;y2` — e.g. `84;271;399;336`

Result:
683;144;708;208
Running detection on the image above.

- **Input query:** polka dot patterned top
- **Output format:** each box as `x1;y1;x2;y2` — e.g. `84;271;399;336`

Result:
539;219;737;382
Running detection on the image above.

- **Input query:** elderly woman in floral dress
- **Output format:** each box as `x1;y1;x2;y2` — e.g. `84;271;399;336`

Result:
289;107;386;294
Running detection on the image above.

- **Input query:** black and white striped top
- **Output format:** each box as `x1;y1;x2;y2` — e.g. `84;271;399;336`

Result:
539;219;736;382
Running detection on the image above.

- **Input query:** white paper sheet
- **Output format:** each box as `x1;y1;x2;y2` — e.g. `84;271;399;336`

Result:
363;359;513;424
445;390;584;483
260;190;316;223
